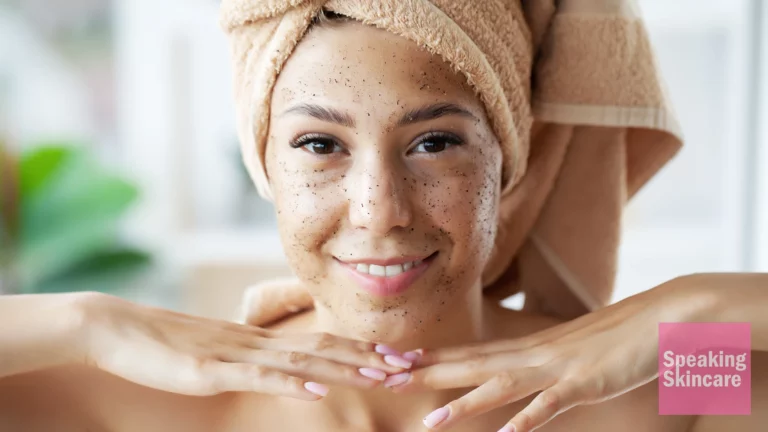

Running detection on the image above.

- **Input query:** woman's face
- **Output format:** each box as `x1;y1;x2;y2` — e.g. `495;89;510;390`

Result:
265;20;502;340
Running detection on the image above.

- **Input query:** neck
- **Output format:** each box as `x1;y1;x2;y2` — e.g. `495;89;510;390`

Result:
310;281;491;431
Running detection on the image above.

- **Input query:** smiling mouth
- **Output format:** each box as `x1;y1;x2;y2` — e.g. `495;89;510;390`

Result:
334;251;439;297
338;252;439;278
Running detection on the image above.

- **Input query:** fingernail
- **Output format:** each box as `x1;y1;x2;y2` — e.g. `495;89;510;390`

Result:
403;350;421;362
358;368;387;381
497;425;516;432
375;344;401;356
303;382;329;397
384;355;412;368
383;372;411;388
423;406;451;428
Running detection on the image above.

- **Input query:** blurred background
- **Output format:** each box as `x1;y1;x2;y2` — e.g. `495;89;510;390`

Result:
0;0;766;320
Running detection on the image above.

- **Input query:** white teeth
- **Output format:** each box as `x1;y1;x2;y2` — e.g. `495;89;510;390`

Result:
385;265;403;276
369;264;386;276
352;260;421;277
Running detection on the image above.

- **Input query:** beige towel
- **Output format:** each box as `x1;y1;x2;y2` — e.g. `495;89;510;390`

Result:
221;0;683;325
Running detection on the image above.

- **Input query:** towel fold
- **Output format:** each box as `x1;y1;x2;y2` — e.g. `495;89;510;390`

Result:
221;0;683;321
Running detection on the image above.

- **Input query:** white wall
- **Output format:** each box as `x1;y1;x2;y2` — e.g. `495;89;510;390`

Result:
754;0;768;271
0;9;93;144
613;0;763;301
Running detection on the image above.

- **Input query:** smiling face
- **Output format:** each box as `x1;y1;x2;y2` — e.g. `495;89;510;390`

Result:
264;18;503;341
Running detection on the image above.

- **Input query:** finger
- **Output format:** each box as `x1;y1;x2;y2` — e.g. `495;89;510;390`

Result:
421;368;546;430
256;332;406;374
502;382;582;432
238;278;314;326
220;349;387;388
391;352;534;393
204;362;329;401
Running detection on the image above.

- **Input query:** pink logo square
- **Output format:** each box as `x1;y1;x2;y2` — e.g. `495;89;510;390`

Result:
658;322;751;415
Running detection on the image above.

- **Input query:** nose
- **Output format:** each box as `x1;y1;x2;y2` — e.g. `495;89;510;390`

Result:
348;156;413;234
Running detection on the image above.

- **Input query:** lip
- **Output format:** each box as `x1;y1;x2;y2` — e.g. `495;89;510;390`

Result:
336;252;438;297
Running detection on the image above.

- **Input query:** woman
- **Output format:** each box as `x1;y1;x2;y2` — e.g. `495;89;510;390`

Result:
0;1;766;431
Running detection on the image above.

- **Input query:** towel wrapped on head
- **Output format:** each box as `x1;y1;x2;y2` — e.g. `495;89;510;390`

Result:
220;0;683;324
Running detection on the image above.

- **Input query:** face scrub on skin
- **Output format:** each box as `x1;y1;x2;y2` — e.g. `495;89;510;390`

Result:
222;0;685;325
263;16;503;345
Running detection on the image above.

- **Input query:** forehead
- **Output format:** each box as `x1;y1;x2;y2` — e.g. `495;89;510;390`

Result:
272;21;481;114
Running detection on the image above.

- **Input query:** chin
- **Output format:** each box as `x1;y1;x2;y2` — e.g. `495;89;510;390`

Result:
311;256;476;342
318;288;442;343
346;309;428;343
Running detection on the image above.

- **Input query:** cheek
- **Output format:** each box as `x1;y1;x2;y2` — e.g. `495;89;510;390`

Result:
428;150;501;268
266;148;344;281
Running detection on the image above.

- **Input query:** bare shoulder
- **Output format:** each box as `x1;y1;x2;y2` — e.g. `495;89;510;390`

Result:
688;350;768;432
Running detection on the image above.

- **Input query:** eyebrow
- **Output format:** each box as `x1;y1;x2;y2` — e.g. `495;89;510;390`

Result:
280;102;478;128
396;102;478;127
280;104;356;128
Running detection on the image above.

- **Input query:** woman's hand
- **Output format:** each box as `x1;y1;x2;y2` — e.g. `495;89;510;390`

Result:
75;292;407;400
388;277;719;431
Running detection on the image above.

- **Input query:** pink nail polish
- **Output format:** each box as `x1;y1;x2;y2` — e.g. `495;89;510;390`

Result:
497;425;516;432
403;350;421;362
303;382;329;397
375;344;401;356
423;406;450;428
383;372;411;388
358;368;387;381
384;355;412;368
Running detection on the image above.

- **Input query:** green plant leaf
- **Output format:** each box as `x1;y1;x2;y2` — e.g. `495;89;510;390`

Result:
19;226;117;287
18;145;141;286
19;144;73;198
25;248;152;294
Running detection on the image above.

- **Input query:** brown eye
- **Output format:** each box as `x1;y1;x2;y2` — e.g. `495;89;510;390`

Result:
411;132;463;154
418;139;447;153
306;140;338;154
291;134;344;155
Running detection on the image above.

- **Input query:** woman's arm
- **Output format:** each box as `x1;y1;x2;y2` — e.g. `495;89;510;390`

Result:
682;273;767;351
0;292;90;379
685;273;768;431
0;291;406;398
378;273;766;432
